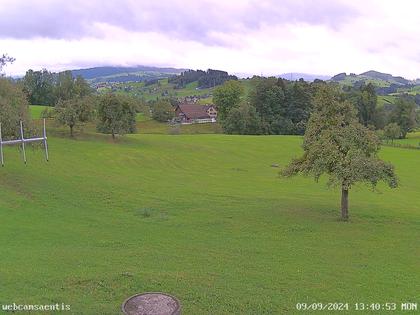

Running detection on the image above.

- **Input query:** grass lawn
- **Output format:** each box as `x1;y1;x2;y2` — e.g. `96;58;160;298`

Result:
0;132;418;314
136;120;222;135
136;112;150;122
390;131;420;147
29;105;49;119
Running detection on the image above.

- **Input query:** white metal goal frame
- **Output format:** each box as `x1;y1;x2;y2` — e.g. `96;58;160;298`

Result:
0;119;49;166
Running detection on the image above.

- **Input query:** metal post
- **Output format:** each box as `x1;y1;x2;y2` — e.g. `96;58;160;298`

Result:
43;118;49;162
0;120;49;166
20;121;27;164
0;123;4;167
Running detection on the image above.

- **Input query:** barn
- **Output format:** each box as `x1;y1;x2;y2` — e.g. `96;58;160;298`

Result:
174;104;217;124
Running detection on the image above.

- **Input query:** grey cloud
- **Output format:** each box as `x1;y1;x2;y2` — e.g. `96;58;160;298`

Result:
0;0;360;45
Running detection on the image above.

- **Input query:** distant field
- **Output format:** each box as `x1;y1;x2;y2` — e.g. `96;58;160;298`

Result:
396;85;420;95
99;78;255;104
0;130;418;314
106;78;215;102
378;95;397;107
40;114;222;137
336;75;392;88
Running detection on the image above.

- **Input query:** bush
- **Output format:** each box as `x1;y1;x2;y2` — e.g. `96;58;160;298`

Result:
152;100;174;122
222;103;261;135
0;78;32;139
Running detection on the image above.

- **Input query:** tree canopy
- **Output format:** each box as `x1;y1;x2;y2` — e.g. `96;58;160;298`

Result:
0;78;31;139
22;69;56;106
356;83;378;128
222;102;261;135
389;97;417;138
152;99;174;122
248;77;313;135
55;96;96;136
96;94;137;139
213;80;244;121
169;69;237;89
282;85;398;220
383;123;401;143
22;69;92;106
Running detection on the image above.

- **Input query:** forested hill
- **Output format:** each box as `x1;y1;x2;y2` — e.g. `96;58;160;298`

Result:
168;69;238;89
278;73;331;82
69;66;237;87
330;70;420;96
360;70;409;84
70;66;187;83
331;70;414;86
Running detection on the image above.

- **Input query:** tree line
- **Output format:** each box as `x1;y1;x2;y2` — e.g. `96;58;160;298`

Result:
1;60;140;139
19;69;92;106
1;54;418;142
2;77;139;139
51;91;139;138
214;77;317;135
168;69;238;89
343;82;418;140
214;78;418;140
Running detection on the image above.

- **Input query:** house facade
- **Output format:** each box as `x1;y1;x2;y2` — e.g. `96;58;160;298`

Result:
174;104;218;124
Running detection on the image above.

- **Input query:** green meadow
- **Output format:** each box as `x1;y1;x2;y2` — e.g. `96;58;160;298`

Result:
29;105;49;119
99;78;256;105
108;79;215;103
392;131;420;147
381;131;420;150
0;121;419;314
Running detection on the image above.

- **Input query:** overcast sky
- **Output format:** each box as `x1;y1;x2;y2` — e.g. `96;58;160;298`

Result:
1;0;420;78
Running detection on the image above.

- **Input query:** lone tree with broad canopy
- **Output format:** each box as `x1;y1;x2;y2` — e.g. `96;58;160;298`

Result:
55;96;95;137
96;93;136;139
281;85;398;220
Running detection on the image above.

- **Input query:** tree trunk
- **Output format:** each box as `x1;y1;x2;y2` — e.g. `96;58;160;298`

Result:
70;125;74;137
112;130;115;140
341;186;349;221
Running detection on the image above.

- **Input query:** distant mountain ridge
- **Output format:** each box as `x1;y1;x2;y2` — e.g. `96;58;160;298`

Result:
65;67;419;88
69;67;333;84
360;70;409;84
331;70;414;86
278;73;331;82
71;65;187;83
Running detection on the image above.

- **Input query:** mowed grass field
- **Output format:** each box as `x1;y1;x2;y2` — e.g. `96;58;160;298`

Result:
0;131;419;314
392;131;420;147
29;105;49;119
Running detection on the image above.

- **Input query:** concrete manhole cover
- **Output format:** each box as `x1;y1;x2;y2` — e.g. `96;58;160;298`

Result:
122;292;181;315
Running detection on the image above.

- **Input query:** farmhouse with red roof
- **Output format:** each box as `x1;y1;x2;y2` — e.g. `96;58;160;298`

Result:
174;104;217;124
